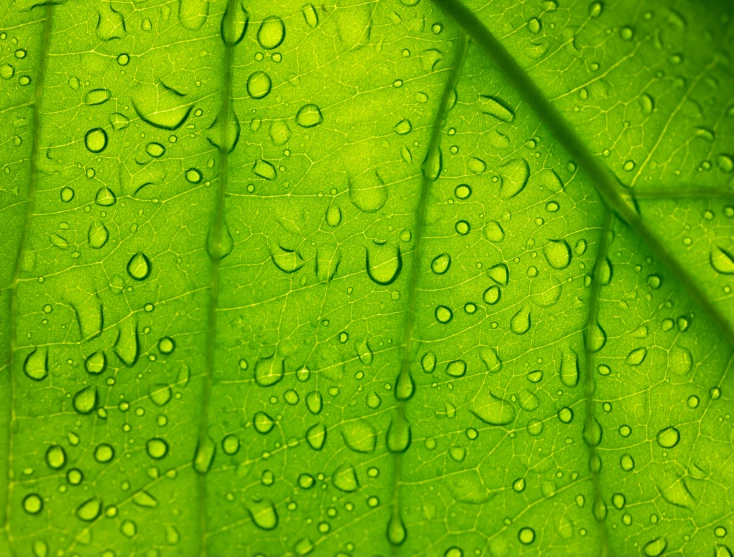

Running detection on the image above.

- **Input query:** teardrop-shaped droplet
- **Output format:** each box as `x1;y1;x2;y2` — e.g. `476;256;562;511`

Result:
487;263;509;286
95;186;117;206
387;511;407;545
472;391;515;425
332;463;359;492
710;246;734;275
510;307;531;335
431;253;451;274
395;369;415;400
306;423;327;450
24;348;48;381
499;158;529;198
206;222;234;261
127;252;151;281
76;498;102;522
484;221;505;242
73;386;98;415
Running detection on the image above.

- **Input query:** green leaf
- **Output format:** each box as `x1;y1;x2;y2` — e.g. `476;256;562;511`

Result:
1;0;732;556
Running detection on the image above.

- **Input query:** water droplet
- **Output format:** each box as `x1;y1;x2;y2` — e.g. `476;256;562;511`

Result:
96;3;127;40
643;537;667;557
387;511;407;545
710;246;734;274
85;128;108;153
587;321;606;352
254;355;285;387
395;119;412;135
510;307;531;334
559;349;579;387
23;494;43;515
147;438;169;459
222;434;240;455
257;16;285;49
87;220;109;249
558;407;574;423
543;239;572;269
431;253;451;274
479;347;502;372
472;391;515;425
193;435;216;474
206;222;234;260
518;527;535;545
95;186;117;206
446;360;467;377
84;88;111;106
247;71;272;100
271;246;304;273
487;263;509;286
421;352;436;373
479;95;515;122
76;498;102;521
484;221;504;243
302;4;319;27
253;411;276;434
127;252;152;280
73;386;98;414
483;285;501;305
24;349;48;381
589;2;603;18
325;204;341;227
45;445;66;469
395;369;415;400
332;464;359;492
221;0;249;45
386;418;411;453
455;220;470;235
365;243;402;285
656;426;680;448
626;347;647;366
341;420;377;453
639;93;654;114
306;391;323;415
149;383;171;406
306;423;327;450
620;453;635;471
435;305;453;324
247;498;279;530
499;158;530;198
296;104;323;128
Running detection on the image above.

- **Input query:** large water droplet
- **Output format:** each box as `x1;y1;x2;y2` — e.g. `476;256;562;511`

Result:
247;71;272;99
193;435;216;474
366;243;402;285
73;386;98;414
656;426;680;448
254;355;285;387
221;0;249;45
484;221;505;242
387;511;407;545
306;423;327;450
127;252;151;281
296;104;323;128
332;464;359;492
543;239;572;269
85;128;108;153
257;16;285;49
710;246;734;274
84;88;111;106
341;419;377;453
24;349;48;381
386;418;411;453
487;263;509;286
472;392;515;425
76;498;102;521
510;307;531;334
499;158;529;198
247;498;279;530
87;220;109;249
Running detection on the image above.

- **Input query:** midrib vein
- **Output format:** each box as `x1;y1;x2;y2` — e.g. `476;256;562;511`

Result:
197;2;236;554
584;209;614;557
389;32;467;555
430;0;734;347
2;3;54;551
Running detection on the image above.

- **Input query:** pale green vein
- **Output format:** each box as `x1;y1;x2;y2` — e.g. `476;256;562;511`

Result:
631;187;734;200
584;208;614;557
429;0;734;346
389;32;468;553
1;3;54;552
197;3;237;555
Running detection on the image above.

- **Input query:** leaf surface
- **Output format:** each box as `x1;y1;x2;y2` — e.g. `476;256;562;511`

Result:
1;1;733;556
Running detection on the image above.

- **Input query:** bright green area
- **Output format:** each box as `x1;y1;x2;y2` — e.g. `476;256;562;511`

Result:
0;0;732;556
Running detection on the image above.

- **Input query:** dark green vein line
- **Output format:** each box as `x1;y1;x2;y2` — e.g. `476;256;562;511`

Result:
1;3;54;552
429;0;734;347
197;4;237;555
389;32;468;554
584;209;614;557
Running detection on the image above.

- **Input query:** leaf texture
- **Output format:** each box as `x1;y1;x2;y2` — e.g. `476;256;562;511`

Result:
0;0;733;556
